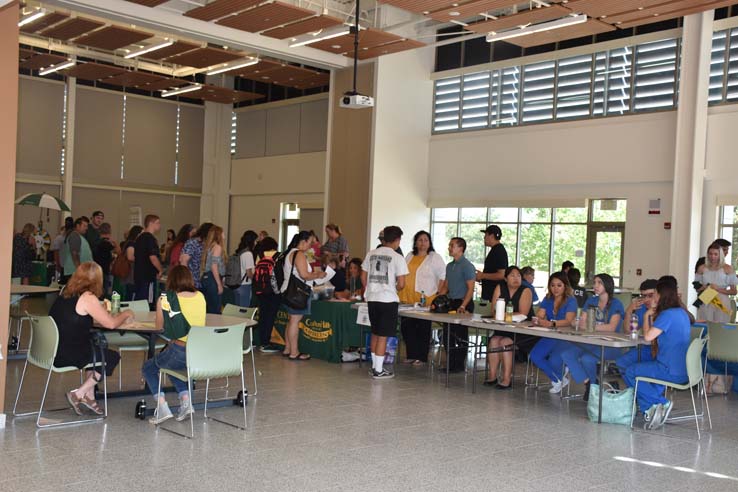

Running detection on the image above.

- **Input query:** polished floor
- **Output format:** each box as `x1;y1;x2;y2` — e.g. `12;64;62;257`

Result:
3;348;738;492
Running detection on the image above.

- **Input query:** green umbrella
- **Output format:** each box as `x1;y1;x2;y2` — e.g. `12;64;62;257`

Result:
15;193;71;212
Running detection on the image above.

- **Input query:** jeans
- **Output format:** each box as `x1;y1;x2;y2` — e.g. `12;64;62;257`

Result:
235;284;252;308
560;343;624;383
256;294;281;346
142;343;189;398
623;361;687;413
530;339;568;382
201;272;222;314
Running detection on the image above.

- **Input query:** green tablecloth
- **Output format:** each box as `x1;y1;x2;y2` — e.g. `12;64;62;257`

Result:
270;300;364;363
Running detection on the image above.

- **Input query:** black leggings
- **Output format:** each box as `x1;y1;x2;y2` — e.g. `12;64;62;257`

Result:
401;318;432;362
54;348;120;377
257;294;281;346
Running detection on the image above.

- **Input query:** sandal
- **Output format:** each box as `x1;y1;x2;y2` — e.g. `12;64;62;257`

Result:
66;390;84;416
483;380;498;387
288;353;311;361
79;396;104;415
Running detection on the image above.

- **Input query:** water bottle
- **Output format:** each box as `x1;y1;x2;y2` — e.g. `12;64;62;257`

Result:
505;301;513;322
420;291;426;307
630;312;639;339
575;308;582;331
586;307;596;332
111;291;121;315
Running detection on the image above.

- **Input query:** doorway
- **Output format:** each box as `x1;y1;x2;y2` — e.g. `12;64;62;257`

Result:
585;224;625;287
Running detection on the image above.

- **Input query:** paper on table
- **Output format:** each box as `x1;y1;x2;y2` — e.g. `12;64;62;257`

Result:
314;266;336;286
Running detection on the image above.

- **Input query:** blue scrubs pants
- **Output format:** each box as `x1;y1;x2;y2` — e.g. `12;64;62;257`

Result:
615;346;653;375
560;343;624;383
623;361;687;413
530;339;568;382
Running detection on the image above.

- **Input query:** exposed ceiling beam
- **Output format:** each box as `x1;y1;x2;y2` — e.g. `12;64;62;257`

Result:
43;0;351;69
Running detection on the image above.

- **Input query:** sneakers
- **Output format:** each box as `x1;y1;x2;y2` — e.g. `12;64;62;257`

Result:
372;369;395;380
650;401;673;430
548;375;570;394
260;344;280;353
149;403;173;425
645;404;664;430
176;398;194;422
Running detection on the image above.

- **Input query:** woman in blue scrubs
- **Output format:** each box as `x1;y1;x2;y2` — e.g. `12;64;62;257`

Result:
560;273;625;400
623;277;691;429
529;271;578;394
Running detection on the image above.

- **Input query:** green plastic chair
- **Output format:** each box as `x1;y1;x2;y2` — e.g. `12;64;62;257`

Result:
104;299;163;390
630;336;712;439
704;322;738;395
155;323;248;439
13;315;108;428
220;304;259;395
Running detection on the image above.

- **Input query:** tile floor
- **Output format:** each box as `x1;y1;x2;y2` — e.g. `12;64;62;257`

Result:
2;350;738;492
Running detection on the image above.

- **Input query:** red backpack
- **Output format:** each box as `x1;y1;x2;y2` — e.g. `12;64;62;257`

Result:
253;256;278;296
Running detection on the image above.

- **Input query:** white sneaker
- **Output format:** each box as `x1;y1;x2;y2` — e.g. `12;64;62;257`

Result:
149;403;173;425
561;375;570;391
650;401;672;430
549;379;563;393
647;404;664;430
176;398;194;422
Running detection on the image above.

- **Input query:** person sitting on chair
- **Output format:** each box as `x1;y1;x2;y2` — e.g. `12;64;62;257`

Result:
51;262;133;416
142;265;206;424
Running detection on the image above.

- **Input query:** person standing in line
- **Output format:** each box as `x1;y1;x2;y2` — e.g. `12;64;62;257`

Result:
85;211;104;254
180;222;214;291
52;217;74;281
476;225;508;301
134;215;163;309
168;224;194;268
695;242;737;322
93;223;120;297
399;230;446;366
234;230;257;308
200;226;227;314
62;217;93;284
12;223;36;284
119;226;142;301
361;226;409;379
437;237;477;373
252;237;282;353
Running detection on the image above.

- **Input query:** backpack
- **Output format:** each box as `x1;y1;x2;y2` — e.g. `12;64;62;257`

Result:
224;249;246;289
111;242;131;279
253;256;278;296
160;291;191;340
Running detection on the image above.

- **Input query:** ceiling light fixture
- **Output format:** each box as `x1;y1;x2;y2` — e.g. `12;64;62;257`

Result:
206;57;260;75
18;9;46;27
161;84;202;97
39;60;75;76
486;14;587;43
124;40;175;59
289;24;354;48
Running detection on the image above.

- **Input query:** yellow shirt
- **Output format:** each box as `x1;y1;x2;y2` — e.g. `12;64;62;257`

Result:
399;255;437;305
176;291;206;342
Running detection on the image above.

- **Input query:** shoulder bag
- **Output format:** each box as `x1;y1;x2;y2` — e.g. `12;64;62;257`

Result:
282;251;312;310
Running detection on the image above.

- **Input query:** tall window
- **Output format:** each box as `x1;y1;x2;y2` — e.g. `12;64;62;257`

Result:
709;28;738;105
717;205;738;265
429;200;627;296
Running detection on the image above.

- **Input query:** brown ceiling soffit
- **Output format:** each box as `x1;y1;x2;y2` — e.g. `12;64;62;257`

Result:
143;41;200;60
39;17;104;40
310;28;405;54
165;47;244;68
216;1;316;33
467;4;571;33
353;38;426;60
505;19;614;47
430;0;524;22
74;25;153;51
184;0;263;22
262;14;344;39
19;47;36;61
125;0;170;6
605;0;737;27
102;71;166;88
378;0;461;15
256;64;323;84
278;72;330;89
140;78;191;91
19;53;68;70
233;59;285;78
60;62;128;80
565;0;669;20
197;85;264;103
20;11;69;33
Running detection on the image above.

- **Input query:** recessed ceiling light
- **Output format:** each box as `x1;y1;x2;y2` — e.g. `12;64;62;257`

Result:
601;15;607;19
451;3;458;6
422;10;429;14
449;11;460;16
638;6;644;10
653;13;659;16
331;44;340;49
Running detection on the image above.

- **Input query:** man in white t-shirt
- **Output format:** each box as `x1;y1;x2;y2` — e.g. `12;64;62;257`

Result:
361;226;409;380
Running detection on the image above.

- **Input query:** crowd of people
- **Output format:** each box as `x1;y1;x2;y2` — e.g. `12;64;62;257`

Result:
14;209;738;427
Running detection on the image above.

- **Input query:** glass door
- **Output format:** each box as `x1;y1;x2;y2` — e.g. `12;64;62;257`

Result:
585;225;625;287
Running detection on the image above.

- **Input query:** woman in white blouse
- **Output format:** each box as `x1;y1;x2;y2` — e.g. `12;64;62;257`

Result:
399;231;447;365
695;242;737;322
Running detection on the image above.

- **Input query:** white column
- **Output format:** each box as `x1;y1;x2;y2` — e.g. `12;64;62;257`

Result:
669;11;713;306
62;77;76;216
199;101;232;234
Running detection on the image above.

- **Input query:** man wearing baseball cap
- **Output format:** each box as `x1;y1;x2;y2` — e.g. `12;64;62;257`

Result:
477;225;509;301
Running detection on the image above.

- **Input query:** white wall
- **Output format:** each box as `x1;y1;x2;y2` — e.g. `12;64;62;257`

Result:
428;111;678;289
369;47;435;255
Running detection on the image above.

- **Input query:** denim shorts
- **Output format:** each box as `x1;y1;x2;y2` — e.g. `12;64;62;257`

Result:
284;295;312;316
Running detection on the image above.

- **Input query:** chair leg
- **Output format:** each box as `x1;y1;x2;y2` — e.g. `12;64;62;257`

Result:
241;367;248;429
188;377;194;439
12;359;30;416
249;347;258;396
704;380;713;430
204;379;210;416
689;386;701;440
630;380;639;429
35;367;54;428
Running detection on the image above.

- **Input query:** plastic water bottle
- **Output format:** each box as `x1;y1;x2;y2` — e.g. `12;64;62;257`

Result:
575;308;581;331
111;291;120;315
420;291;426;307
630;312;639;339
505;301;513;322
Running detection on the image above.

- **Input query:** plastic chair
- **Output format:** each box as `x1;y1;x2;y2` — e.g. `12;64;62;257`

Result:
220;304;259;395
630;337;712;439
155;323;248;439
104;299;163;390
13;316;108;428
704;322;738;395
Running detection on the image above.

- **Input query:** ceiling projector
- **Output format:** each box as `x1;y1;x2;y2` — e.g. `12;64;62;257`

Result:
340;92;374;109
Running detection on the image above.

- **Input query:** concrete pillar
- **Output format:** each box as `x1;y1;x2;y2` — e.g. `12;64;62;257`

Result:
61;77;76;217
0;1;20;427
669;11;713;306
199;101;232;238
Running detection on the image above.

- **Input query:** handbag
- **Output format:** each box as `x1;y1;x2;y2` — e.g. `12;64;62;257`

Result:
587;382;634;425
282;251;312;310
111;252;130;279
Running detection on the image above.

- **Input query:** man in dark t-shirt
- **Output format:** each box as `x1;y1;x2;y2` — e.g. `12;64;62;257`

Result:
94;222;118;296
477;225;509;301
568;268;589;308
134;214;162;307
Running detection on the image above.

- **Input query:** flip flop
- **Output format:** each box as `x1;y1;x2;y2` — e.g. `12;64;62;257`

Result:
288;353;311;361
282;352;291;358
66;390;84;416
